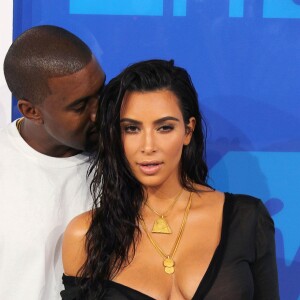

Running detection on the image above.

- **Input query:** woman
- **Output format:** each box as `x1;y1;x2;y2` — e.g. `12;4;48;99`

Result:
61;59;279;299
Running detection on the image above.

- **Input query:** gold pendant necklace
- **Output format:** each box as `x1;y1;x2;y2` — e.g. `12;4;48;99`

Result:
141;192;192;274
145;189;183;234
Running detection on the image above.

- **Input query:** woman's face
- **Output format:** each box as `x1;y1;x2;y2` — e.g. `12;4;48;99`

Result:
120;89;195;189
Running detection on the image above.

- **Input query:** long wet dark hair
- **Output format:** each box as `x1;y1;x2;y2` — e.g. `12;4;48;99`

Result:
81;59;209;298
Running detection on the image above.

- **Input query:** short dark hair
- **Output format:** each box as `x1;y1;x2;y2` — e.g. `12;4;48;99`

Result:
81;59;209;296
4;25;93;104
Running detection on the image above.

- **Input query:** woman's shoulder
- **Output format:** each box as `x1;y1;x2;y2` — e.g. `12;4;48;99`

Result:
196;187;270;220
65;210;92;238
194;186;266;214
62;210;92;276
225;192;265;210
223;192;273;225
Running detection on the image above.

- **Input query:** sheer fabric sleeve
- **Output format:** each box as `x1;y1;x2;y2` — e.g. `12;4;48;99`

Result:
251;201;280;300
60;274;82;300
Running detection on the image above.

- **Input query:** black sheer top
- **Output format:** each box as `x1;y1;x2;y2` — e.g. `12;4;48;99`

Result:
61;193;279;299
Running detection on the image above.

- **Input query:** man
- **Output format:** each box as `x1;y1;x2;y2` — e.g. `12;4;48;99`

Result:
0;25;105;299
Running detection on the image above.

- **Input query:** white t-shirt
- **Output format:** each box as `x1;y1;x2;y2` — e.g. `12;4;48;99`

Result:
0;120;93;299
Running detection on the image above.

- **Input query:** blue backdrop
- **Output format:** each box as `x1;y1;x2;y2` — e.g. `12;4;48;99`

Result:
12;1;300;299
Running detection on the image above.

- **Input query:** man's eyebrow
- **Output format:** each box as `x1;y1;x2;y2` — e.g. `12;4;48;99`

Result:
66;84;105;109
120;116;179;124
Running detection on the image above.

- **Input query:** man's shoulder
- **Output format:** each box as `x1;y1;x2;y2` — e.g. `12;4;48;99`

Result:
0;122;17;148
0;121;13;134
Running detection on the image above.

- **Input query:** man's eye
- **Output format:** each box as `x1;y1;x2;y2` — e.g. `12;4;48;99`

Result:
73;104;87;113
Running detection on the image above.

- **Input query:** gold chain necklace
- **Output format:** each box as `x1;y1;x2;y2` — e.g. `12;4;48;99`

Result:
141;192;192;274
145;189;183;234
16;117;24;134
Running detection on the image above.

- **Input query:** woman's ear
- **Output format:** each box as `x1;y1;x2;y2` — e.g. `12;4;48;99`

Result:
183;117;196;145
18;99;44;125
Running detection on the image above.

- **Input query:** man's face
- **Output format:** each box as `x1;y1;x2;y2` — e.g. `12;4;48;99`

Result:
38;57;105;155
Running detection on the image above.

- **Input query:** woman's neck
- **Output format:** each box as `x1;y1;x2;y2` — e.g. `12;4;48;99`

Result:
143;184;185;213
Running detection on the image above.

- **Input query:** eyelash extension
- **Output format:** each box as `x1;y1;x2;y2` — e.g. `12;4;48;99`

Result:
121;123;175;134
123;125;139;134
158;124;174;132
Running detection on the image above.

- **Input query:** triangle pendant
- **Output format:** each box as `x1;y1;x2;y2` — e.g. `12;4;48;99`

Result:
151;217;172;234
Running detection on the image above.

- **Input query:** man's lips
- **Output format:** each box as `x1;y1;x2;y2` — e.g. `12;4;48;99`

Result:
87;126;98;138
88;126;97;134
138;161;163;175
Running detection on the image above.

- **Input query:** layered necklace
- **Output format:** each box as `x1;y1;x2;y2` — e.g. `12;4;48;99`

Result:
141;192;192;274
145;189;183;234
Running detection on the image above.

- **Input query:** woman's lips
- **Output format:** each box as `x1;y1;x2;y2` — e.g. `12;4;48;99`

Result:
138;162;163;175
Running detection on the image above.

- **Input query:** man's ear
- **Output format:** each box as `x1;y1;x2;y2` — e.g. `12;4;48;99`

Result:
18;99;43;125
183;117;196;145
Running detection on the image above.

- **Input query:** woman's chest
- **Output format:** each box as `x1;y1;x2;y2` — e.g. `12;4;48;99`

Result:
114;230;222;299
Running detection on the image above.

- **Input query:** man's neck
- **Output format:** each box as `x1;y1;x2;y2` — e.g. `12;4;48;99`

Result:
18;119;81;158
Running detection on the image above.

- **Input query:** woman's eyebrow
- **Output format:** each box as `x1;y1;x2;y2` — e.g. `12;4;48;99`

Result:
120;116;180;124
120;118;141;124
153;116;180;125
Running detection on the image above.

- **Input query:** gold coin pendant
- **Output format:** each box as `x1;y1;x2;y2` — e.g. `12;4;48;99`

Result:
164;266;175;274
163;258;174;267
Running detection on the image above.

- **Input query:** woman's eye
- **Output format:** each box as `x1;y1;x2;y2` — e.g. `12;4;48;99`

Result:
158;125;174;132
124;125;139;133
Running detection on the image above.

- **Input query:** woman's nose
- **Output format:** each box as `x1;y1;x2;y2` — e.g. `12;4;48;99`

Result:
89;97;99;122
141;131;157;154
